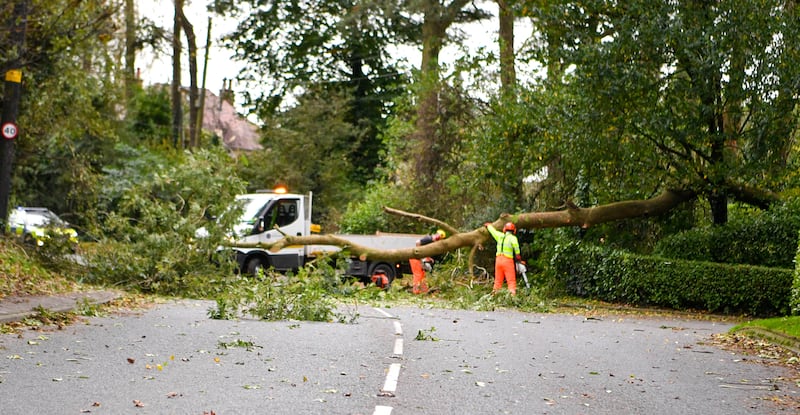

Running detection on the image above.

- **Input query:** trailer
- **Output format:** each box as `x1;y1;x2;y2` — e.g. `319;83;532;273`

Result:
228;190;420;286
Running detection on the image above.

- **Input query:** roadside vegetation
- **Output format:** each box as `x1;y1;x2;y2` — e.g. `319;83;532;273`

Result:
0;240;82;299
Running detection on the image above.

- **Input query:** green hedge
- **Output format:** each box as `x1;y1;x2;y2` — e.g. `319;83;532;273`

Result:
653;212;799;268
551;242;793;316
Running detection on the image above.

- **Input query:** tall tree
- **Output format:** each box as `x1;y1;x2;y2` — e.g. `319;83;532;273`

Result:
178;8;199;148
515;0;799;225
497;0;516;92
171;0;183;148
124;0;137;107
0;0;123;221
409;0;490;194
212;0;414;184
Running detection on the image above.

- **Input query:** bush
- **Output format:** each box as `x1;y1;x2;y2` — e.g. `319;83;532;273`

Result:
653;201;800;268
80;147;246;296
339;181;416;234
207;259;356;322
551;241;793;316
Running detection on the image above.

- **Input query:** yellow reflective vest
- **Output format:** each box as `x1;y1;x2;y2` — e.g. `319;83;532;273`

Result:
487;225;520;259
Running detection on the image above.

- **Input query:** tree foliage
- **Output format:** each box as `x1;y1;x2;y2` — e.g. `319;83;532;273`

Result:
513;0;799;225
211;0;414;183
2;0;122;220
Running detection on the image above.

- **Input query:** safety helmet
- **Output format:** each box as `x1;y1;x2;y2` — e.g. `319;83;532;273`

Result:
502;222;516;234
435;229;446;240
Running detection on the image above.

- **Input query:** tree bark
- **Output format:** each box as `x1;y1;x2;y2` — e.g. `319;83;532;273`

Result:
124;0;136;109
178;8;198;148
497;0;515;92
414;0;471;191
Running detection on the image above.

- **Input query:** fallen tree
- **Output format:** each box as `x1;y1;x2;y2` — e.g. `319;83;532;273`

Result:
234;189;698;266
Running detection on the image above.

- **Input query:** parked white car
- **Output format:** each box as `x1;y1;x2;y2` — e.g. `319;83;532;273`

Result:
8;207;78;246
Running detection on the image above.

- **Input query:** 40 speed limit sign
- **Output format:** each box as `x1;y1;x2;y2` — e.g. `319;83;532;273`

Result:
2;122;18;140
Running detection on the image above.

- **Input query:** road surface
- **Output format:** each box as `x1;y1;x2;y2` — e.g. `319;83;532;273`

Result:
0;300;797;414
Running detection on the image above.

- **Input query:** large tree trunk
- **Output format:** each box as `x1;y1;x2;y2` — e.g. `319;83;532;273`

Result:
124;0;136;110
497;0;515;92
245;189;697;262
179;9;198;149
413;0;471;194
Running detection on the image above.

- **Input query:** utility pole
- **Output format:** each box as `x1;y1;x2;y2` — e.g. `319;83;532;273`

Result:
0;0;29;233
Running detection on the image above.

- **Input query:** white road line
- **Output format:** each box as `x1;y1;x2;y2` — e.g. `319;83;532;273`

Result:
382;363;402;392
374;307;402;415
373;307;393;318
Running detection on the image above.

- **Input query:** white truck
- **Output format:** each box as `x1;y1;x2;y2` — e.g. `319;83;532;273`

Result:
228;190;421;286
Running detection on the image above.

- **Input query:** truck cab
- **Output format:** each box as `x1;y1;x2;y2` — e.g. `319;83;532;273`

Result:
232;191;311;274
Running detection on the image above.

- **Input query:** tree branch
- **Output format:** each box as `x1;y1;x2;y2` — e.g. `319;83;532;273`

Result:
382;206;459;236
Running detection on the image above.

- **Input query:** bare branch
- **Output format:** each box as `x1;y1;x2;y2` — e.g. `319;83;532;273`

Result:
382;206;459;236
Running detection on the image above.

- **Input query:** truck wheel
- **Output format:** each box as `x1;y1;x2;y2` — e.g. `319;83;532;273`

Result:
245;256;268;276
369;263;395;289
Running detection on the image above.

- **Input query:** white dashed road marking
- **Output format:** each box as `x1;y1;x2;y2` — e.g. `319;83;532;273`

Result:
374;308;403;414
374;308;394;318
382;363;402;392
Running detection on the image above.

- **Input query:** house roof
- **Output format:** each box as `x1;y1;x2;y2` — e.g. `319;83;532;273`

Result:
201;90;262;152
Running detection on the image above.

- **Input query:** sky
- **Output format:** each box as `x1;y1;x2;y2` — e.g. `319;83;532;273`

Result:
136;0;239;98
135;0;532;115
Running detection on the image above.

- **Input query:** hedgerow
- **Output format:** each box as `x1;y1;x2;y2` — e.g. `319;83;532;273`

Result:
653;201;800;268
551;241;792;316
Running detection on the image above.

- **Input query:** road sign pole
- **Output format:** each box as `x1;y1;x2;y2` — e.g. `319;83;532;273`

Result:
0;0;29;233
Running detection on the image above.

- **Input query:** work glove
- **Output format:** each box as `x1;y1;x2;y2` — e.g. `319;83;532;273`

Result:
515;255;522;262
422;257;434;272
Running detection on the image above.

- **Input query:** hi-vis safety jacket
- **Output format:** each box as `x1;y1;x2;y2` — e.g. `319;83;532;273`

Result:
486;225;520;259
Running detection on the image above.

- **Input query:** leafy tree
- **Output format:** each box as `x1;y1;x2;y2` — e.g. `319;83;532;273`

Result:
211;0;413;184
407;0;491;201
2;0;122;224
125;85;172;144
515;0;800;225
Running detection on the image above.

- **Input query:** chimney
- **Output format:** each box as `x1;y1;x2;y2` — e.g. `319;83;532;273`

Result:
220;78;234;106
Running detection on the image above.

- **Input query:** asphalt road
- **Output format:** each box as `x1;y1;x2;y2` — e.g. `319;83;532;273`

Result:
0;300;797;414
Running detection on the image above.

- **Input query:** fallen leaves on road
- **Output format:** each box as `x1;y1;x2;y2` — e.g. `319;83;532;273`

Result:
706;332;800;412
706;333;800;372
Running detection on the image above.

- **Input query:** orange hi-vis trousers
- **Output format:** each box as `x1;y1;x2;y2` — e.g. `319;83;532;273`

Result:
409;258;428;294
493;255;517;295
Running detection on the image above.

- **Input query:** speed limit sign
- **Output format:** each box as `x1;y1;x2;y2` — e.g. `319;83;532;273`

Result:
1;122;18;140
